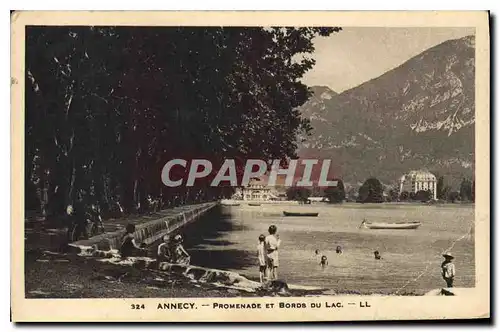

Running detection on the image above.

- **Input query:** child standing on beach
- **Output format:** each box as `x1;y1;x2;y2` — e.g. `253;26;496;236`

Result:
441;253;456;288
265;225;281;280
257;234;266;283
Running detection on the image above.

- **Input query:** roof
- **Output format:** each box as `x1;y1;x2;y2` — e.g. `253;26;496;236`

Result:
400;170;437;182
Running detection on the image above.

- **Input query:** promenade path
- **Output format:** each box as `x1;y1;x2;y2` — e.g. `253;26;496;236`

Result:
24;202;218;253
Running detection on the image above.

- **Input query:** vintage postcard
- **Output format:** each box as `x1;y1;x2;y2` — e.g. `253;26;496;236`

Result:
11;11;490;322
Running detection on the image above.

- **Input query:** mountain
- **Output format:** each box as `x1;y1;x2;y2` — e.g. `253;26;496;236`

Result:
299;35;475;188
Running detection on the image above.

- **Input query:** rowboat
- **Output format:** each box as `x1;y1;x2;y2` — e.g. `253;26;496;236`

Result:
360;220;421;230
248;203;261;206
283;211;319;217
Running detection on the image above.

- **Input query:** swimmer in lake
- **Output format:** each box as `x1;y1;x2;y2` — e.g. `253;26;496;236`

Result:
320;255;328;268
374;250;382;260
314;249;321;262
336;246;343;254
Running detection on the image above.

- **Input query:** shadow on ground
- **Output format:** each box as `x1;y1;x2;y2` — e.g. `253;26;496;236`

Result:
159;206;256;271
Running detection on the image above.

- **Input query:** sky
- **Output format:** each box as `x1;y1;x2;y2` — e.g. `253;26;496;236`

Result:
301;27;475;93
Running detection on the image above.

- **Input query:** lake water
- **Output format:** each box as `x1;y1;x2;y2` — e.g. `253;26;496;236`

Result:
185;203;475;294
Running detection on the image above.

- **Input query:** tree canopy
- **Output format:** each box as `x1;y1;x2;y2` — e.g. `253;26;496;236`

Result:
25;26;341;216
357;178;384;203
460;178;474;202
286;187;312;202
324;179;345;203
414;190;432;202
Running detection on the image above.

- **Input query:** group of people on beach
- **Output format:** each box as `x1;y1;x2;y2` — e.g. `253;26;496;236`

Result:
119;223;191;265
252;224;456;289
156;233;191;265
256;225;281;283
120;221;456;289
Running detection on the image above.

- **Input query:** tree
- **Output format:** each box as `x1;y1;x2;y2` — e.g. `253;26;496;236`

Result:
286;187;312;202
388;188;399;202
436;176;444;199
324;179;345;203
25;26;341;217
399;191;410;201
357;178;384;203
471;180;475;202
311;186;323;197
436;175;451;200
345;187;358;202
460;178;473;202
414;190;432;202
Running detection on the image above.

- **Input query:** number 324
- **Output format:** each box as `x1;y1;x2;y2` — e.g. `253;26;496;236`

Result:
131;304;145;309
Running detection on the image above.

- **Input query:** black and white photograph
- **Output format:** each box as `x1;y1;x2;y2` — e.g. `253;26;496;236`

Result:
11;11;490;322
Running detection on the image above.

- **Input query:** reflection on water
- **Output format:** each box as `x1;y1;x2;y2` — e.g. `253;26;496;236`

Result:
185;203;475;294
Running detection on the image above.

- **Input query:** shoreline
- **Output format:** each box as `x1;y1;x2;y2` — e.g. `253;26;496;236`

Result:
223;199;475;207
24;203;473;298
26;248;430;298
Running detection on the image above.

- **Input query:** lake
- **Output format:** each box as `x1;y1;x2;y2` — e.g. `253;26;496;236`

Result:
185;203;475;295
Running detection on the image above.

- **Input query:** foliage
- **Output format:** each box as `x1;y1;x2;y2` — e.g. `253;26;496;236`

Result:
471;180;475;202
448;191;460;203
323;179;345;203
311;186;324;197
286;187;312;202
436;176;451;200
387;188;399;202
399;191;410;201
357;178;384;203
460;178;474;202
25;26;340;216
414;190;432;202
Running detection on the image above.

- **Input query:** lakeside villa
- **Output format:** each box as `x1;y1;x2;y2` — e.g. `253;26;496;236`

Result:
241;178;274;201
233;175;290;201
399;170;437;200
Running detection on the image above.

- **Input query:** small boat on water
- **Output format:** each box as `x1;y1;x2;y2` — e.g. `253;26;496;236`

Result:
360;220;421;230
248;203;261;206
283;211;319;217
221;203;241;207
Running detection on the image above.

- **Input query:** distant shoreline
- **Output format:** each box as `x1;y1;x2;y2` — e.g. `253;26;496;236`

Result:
222;199;475;208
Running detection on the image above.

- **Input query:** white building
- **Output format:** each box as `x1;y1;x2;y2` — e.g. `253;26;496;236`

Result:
399;170;437;200
242;178;272;201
